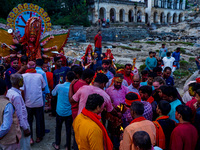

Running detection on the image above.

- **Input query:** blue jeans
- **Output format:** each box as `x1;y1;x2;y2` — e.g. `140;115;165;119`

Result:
174;61;180;69
196;61;200;69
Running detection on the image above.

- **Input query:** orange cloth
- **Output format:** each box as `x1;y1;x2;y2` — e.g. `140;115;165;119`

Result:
120;120;156;150
25;68;36;73
125;92;141;106
147;96;154;104
130;116;146;124
73;113;104;150
153;115;169;150
81;108;113;150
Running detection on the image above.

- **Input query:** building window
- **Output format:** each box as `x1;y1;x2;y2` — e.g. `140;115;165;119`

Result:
154;0;159;7
167;0;172;9
161;0;165;8
179;2;183;9
174;0;178;9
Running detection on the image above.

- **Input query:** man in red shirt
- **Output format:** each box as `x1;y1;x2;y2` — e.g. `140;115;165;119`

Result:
69;69;95;119
170;105;198;150
94;30;102;67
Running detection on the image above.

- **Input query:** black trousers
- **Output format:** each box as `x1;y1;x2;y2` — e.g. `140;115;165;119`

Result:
55;114;73;149
26;106;45;138
51;96;57;116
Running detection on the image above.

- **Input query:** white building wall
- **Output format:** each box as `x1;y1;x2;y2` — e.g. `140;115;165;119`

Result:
91;0;186;24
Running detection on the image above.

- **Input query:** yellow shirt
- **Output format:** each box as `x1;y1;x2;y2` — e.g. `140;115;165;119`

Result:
73;113;104;150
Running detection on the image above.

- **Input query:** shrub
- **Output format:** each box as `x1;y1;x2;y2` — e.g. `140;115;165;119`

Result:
145;41;157;45
189;57;195;62
139;64;146;71
173;70;190;77
180;60;189;69
0;18;6;24
180;48;186;54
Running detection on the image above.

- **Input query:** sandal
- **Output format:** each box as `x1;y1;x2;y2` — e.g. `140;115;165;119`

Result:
52;142;60;150
36;137;43;143
30;138;34;145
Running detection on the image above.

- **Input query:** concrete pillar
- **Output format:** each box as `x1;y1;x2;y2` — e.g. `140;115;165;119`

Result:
125;12;129;22
157;14;161;24
116;12;119;22
106;11;110;20
150;15;154;24
169;16;173;24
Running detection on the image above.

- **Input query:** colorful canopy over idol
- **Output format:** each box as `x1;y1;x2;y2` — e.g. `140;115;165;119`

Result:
0;3;70;60
7;3;51;37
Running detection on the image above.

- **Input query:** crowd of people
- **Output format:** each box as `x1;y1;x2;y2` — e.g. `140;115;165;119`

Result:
0;30;200;150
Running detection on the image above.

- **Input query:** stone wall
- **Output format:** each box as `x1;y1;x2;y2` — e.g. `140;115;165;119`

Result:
67;26;149;42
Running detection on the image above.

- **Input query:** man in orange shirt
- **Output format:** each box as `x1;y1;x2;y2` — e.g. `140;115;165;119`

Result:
73;94;113;150
120;101;156;150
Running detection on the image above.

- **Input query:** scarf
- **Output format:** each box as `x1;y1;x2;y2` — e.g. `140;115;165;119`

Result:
82;108;113;150
130;116;146;124
147;96;154;104
25;68;36;73
125;92;141;106
153;115;169;150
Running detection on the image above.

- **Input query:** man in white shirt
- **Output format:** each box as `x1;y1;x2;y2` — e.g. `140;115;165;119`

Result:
21;61;46;144
162;52;175;72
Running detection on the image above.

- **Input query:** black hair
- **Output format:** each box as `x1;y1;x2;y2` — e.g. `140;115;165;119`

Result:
85;94;104;111
166;52;171;57
176;47;181;50
96;66;103;72
126;92;139;100
188;83;200;92
196;89;200;97
141;70;148;75
153;67;162;73
158;100;171;115
21;55;28;63
54;57;61;62
71;66;83;77
0;78;6;95
164;67;172;72
102;59;110;65
148;72;156;78
131;101;144;115
125;64;132;68
98;29;101;32
114;73;124;79
36;59;44;66
149;51;153;55
139;86;152;97
176;104;192;122
81;69;95;80
94;73;109;84
153;77;166;85
133;131;152;150
66;71;76;82
162;43;165;46
160;86;177;99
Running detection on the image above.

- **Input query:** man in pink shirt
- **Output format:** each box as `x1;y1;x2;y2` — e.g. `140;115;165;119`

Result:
69;73;113;116
106;74;129;107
